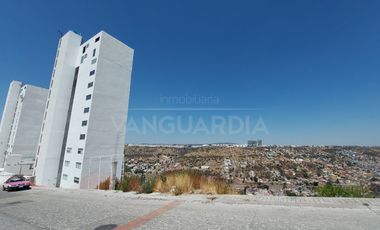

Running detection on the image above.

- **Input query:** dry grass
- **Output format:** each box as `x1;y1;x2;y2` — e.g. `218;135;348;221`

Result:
200;177;229;194
118;170;232;195
97;177;110;190
128;176;141;191
118;175;156;193
154;170;231;195
155;171;195;194
122;175;142;192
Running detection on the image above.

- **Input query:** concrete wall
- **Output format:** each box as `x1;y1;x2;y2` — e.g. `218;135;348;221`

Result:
0;81;21;167
3;155;34;175
34;31;82;187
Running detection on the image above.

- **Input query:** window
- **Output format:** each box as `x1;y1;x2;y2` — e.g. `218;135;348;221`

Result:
95;37;100;42
89;70;95;76
81;54;87;63
92;49;96;57
86;94;92;100
64;160;70;167
88;82;93;88
7;176;25;183
79;134;86;140
75;162;82;169
82;120;87;126
66;147;72;153
91;58;97;64
84;107;90;113
78;148;83;154
82;44;89;54
62;174;68;180
74;177;80;184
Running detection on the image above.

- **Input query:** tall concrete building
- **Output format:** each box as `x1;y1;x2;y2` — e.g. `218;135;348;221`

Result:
34;31;134;189
0;81;48;175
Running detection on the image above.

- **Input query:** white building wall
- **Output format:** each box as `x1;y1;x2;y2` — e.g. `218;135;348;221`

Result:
59;33;100;188
3;85;48;175
33;31;82;187
60;31;133;189
5;86;25;155
0;81;22;167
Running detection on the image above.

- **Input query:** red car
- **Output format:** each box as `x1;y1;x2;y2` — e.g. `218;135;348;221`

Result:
2;175;31;191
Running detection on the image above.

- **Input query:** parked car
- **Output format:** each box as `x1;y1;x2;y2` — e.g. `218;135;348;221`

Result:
2;175;31;191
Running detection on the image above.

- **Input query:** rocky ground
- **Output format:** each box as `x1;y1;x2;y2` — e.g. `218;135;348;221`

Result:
124;146;380;196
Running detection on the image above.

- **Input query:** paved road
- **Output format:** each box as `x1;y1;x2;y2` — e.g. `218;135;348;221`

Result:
0;187;379;230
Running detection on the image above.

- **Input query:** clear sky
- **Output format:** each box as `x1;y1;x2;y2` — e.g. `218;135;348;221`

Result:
0;1;379;146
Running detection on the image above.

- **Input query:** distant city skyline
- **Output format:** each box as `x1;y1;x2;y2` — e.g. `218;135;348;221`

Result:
1;1;379;146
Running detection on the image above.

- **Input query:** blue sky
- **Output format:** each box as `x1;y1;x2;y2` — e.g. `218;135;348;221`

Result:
0;1;379;145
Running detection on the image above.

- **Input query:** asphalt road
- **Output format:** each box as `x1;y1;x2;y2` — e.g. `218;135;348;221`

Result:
0;187;379;230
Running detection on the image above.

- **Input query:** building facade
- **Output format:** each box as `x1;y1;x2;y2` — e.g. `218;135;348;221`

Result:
247;139;263;147
0;81;48;175
34;31;134;189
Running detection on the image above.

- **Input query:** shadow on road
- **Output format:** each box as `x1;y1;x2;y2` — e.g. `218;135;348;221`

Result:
94;224;118;230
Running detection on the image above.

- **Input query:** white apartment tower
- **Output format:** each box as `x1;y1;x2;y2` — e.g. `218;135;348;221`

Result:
0;81;48;175
34;31;133;189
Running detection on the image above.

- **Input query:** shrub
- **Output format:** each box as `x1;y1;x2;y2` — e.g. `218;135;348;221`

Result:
128;175;142;191
119;175;141;192
140;176;156;194
97;177;110;190
119;177;130;192
118;175;157;193
285;189;298;196
315;184;368;197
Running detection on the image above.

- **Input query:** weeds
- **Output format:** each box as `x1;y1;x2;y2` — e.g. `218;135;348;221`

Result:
141;176;156;194
97;177;110;190
315;184;369;197
117;175;155;193
200;177;229;194
118;175;142;192
117;170;231;195
154;170;231;195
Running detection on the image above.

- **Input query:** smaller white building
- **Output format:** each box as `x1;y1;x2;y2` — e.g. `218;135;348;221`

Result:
0;81;48;175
